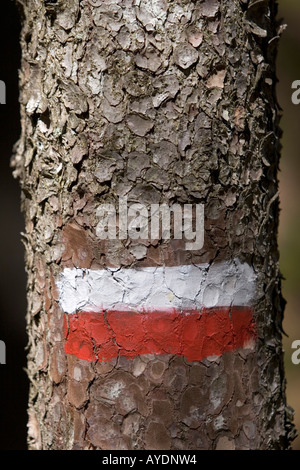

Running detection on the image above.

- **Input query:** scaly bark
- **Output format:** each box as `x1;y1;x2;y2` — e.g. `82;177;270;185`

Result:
13;0;294;449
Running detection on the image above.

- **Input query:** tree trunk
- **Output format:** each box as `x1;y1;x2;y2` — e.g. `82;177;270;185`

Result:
13;0;295;450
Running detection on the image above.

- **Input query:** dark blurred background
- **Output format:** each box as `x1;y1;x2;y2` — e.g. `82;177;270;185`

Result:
0;0;299;451
0;0;27;450
277;0;300;451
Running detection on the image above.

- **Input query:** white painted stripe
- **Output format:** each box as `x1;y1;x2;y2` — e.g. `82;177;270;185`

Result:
56;259;256;314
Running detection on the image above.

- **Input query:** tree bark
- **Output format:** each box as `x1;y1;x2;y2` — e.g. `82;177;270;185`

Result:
13;0;295;450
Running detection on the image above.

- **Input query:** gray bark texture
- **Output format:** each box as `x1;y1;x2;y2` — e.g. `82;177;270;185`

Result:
12;0;295;450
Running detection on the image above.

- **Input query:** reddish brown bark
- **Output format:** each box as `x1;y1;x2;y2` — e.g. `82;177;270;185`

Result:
13;0;294;449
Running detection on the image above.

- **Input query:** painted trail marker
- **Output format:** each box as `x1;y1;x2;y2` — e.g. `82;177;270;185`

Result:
57;259;257;362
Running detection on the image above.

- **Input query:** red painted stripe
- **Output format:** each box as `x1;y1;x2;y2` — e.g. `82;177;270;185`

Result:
64;307;256;362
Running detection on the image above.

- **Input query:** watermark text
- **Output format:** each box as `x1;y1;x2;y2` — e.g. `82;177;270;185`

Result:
291;80;300;105
291;340;300;365
0;340;6;365
0;80;5;104
96;197;205;251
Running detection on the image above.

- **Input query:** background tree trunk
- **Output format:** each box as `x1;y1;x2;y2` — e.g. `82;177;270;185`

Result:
13;0;295;450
